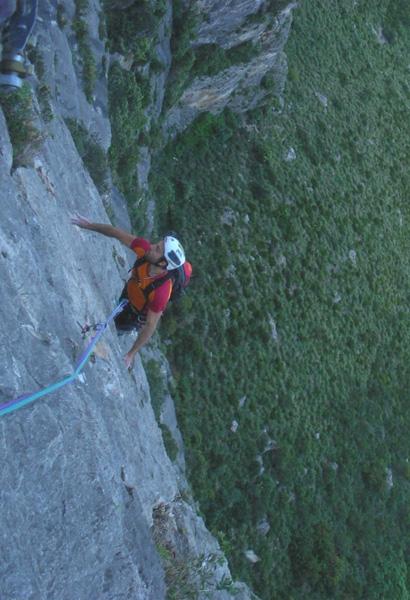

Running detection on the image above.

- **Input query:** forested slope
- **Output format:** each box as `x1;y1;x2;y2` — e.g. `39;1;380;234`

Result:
149;1;410;598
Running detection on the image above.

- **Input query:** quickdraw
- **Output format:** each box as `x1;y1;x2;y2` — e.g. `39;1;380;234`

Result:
76;320;105;338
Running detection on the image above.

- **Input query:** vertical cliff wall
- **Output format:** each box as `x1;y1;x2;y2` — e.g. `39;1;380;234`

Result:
0;105;170;599
0;0;258;597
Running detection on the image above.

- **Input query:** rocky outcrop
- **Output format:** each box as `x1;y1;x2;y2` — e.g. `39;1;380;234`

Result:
195;0;267;49
37;0;111;148
164;1;296;134
0;1;257;598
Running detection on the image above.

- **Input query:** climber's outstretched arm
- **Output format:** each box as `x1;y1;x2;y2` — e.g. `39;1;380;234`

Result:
71;213;135;248
123;309;162;369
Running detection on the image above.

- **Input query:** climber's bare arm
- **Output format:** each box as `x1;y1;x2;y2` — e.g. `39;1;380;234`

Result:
71;213;135;248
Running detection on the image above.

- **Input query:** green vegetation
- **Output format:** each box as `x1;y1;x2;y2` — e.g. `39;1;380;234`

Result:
36;84;53;123
160;424;179;462
107;61;147;207
161;0;200;110
189;40;261;80
104;0;167;59
56;2;68;29
163;2;264;111
65;118;110;195
26;47;53;123
152;502;242;600
147;1;410;598
72;0;97;102
144;359;165;421
103;0;166;218
162;0;293;112
0;84;44;168
144;358;179;462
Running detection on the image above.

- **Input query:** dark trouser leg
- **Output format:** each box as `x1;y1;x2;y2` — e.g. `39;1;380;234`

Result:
114;304;141;331
114;287;145;331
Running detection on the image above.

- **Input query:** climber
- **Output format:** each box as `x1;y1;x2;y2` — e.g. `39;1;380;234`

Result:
71;213;187;369
0;0;37;91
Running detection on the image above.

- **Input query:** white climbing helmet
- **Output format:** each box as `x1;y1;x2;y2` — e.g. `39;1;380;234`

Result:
164;236;185;270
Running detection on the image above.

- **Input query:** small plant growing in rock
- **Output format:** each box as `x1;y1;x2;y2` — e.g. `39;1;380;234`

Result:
159;424;179;462
65;118;109;194
144;359;165;420
56;2;67;29
0;84;44;169
72;0;97;102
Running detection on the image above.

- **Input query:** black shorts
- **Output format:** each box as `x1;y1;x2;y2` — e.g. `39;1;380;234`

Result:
114;287;147;332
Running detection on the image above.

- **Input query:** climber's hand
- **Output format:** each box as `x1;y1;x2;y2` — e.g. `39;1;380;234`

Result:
124;350;135;370
71;213;92;229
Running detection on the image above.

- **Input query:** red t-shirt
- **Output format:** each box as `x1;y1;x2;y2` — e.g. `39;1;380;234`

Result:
126;238;172;314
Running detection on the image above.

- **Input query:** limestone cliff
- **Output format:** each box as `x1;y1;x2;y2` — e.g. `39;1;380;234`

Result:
0;0;257;598
164;0;297;134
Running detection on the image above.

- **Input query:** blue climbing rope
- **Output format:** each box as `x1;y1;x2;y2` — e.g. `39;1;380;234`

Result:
0;300;128;417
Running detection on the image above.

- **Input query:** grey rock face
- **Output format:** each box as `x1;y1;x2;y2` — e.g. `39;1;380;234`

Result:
0;107;171;599
36;0;111;148
152;499;256;600
0;101;256;600
164;1;296;134
196;0;266;49
0;2;259;598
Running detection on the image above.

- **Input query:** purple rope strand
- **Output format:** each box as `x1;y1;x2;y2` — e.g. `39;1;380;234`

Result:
0;300;128;416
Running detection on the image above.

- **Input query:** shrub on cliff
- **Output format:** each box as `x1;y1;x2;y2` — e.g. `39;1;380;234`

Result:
0;84;44;168
107;62;146;180
65;118;109;195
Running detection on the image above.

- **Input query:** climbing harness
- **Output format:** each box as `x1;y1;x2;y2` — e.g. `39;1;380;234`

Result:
0;300;128;417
